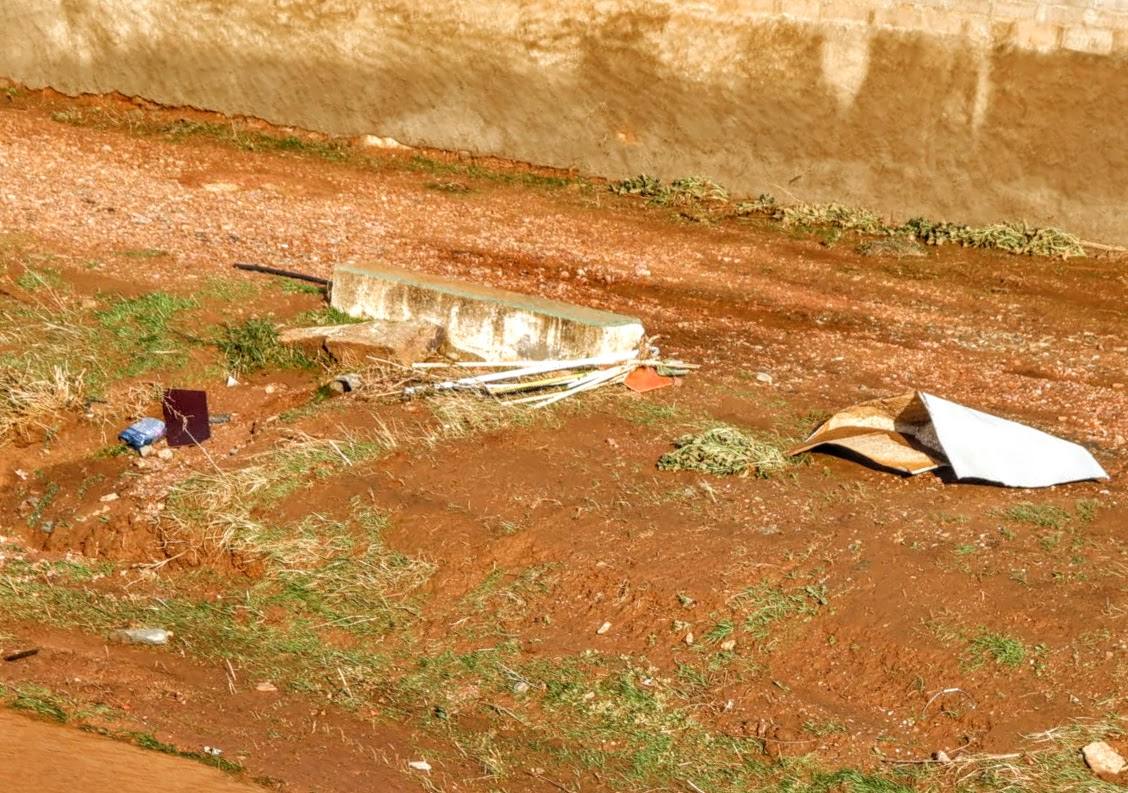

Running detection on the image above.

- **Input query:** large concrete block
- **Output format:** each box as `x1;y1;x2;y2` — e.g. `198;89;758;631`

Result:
329;263;646;361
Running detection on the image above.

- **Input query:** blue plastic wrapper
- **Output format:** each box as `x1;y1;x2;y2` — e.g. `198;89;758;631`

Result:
118;417;166;449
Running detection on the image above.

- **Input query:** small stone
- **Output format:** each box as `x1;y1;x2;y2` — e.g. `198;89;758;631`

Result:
1082;741;1126;776
719;639;736;652
408;760;432;772
596;621;611;635
99;493;119;503
203;746;223;757
512;680;530;695
226;375;239;387
264;384;276;394
138;445;155;458
157;449;174;460
684;632;695;646
933;750;951;764
756;372;774;384
255;681;278;692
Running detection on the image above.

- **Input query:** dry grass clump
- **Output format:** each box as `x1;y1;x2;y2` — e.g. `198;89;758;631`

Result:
0;360;86;441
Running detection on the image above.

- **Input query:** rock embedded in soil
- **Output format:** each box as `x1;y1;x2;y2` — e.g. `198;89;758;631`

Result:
1082;741;1126;776
280;319;448;366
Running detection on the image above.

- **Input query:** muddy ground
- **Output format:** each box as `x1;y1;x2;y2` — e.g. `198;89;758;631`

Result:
0;89;1125;792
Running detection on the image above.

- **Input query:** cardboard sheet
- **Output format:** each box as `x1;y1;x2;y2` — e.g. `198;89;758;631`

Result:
790;391;1108;488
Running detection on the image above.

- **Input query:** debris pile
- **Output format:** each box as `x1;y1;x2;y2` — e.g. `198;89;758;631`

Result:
403;347;695;408
658;426;788;477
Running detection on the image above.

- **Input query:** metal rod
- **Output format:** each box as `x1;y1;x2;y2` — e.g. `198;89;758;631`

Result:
233;261;330;286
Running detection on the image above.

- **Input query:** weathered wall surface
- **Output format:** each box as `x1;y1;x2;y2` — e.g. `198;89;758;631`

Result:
2;1;1127;242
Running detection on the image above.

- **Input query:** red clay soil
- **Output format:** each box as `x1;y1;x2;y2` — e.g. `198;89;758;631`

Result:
0;709;259;793
0;91;1126;791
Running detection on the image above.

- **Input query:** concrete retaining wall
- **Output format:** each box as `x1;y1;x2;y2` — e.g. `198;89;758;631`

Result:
3;1;1127;242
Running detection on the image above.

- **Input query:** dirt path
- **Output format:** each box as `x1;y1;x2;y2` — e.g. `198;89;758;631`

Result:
0;710;258;793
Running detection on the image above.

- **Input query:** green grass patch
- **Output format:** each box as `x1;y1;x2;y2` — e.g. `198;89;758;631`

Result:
1001;502;1071;530
215;318;313;373
292;306;364;327
967;631;1027;669
96;291;198;377
731;583;827;640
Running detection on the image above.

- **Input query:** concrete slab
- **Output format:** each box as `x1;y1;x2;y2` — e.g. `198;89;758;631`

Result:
330;263;645;361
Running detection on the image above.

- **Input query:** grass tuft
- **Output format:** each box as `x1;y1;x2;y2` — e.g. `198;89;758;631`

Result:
215;318;313;373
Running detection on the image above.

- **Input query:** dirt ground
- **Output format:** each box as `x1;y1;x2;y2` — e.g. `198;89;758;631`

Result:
0;90;1126;792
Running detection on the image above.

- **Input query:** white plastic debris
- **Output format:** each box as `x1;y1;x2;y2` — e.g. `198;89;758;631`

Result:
109;627;171;645
791;391;1108;488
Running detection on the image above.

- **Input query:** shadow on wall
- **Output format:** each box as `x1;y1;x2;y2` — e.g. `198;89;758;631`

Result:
4;1;1127;241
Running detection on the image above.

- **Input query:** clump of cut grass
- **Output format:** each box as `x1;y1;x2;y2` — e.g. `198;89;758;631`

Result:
779;203;888;235
610;174;728;208
901;218;1085;259
657;425;789;477
967;631;1027;669
215;317;312;373
1001;502;1071;530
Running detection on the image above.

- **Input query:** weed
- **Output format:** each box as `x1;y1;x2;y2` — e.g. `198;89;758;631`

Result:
802;719;848;737
621;400;681;426
292;306;364;327
6;684;68;722
731;584;826;639
657;425;790;477
280;279;326;295
1075;499;1098;523
117;248;169;259
130;731;243;773
16;268;64;291
96;292;198;377
215;318;312;373
1002;502;1071;530
967;631;1027;669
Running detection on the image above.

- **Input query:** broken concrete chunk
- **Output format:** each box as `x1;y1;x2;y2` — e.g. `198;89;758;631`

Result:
1083;741;1126;776
280;319;447;366
790;391;1108;488
330;262;645;361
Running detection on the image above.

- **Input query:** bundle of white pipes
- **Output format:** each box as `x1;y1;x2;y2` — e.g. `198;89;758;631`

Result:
405;349;695;408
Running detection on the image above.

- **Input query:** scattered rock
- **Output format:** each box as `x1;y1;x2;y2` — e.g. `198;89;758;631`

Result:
1082;741;1126;776
280;320;448;366
99;492;119;503
362;134;409;150
264;384;276;394
203;746;223;757
719;639;736;652
684;632;695;646
596;621;611;635
255;681;278;692
756;371;773;384
328;373;362;394
408;760;432;772
226;375;239;387
157;448;174;460
933;750;951;764
512;680;530;695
